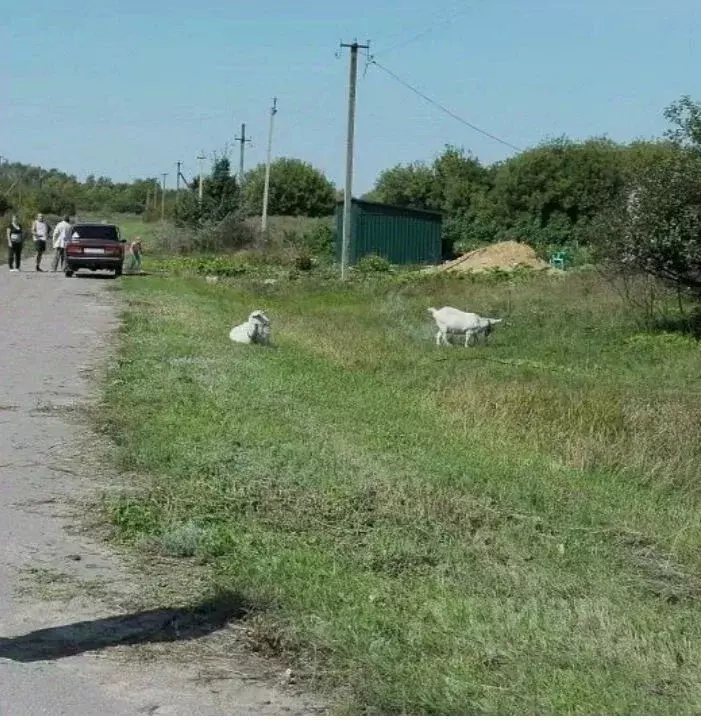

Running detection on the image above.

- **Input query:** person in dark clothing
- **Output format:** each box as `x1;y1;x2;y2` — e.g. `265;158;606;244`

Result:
6;215;23;271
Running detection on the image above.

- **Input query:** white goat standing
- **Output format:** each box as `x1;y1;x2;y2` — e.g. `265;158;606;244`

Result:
229;310;271;345
428;306;503;347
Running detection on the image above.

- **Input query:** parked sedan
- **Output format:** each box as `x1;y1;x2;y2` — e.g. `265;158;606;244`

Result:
64;223;125;277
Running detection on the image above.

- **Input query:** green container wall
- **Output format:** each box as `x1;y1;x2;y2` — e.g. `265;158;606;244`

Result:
335;199;442;266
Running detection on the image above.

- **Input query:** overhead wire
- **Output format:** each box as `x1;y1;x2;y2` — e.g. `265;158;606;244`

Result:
359;2;524;153
373;2;474;59
365;55;524;153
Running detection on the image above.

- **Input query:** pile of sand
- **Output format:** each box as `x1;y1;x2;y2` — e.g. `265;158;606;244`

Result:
433;240;549;274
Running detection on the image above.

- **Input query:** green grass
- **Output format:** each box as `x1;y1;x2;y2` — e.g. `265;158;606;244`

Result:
100;267;701;714
88;213;333;260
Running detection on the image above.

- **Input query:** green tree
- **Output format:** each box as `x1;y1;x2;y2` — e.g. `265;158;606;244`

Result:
206;156;239;219
481;137;625;247
368;146;490;215
242;158;336;217
597;147;701;297
175;157;240;227
594;98;701;297
664;95;701;150
432;146;492;252
368;161;439;209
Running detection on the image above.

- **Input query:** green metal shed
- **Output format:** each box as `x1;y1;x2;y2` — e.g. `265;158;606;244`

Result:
334;198;443;266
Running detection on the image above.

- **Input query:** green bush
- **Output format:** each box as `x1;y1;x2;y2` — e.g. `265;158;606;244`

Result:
151;255;249;277
356;254;392;273
294;254;314;272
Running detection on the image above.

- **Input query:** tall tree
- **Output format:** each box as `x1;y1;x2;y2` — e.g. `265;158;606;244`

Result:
594;97;701;297
242;158;336;217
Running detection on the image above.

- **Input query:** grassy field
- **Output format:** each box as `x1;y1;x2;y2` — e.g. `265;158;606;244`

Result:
100;264;701;714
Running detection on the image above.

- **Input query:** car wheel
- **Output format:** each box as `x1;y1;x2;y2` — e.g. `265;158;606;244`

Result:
115;266;123;278
65;269;74;277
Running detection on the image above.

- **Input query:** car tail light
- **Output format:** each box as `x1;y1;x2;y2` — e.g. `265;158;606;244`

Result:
66;244;82;255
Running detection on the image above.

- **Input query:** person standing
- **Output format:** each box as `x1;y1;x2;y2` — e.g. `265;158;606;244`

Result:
51;214;72;272
6;214;23;271
31;212;51;272
127;235;143;274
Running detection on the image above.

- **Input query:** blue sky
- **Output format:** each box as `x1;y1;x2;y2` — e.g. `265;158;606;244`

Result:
3;0;700;193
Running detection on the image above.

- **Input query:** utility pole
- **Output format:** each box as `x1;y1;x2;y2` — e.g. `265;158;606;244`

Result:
176;165;190;190
197;153;206;204
339;40;369;280
235;122;252;182
175;161;182;215
261;97;278;239
160;173;167;222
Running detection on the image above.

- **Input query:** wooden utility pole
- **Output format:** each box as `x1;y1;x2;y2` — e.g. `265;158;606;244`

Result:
340;40;369;280
160;173;167;221
261;98;278;239
235;122;252;182
197;153;206;204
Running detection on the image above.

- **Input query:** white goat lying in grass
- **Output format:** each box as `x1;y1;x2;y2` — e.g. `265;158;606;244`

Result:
428;306;503;347
229;310;271;345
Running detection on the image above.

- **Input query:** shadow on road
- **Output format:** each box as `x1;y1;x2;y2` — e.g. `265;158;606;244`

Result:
71;272;120;280
0;591;247;662
70;272;156;279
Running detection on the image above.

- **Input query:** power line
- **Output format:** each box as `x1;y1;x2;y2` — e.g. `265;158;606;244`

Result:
374;2;473;58
366;56;524;153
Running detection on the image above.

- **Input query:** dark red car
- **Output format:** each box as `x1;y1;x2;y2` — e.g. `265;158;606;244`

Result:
64;222;125;278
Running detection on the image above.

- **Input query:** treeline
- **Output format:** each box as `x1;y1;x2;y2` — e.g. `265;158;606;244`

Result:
364;134;679;255
362;95;701;299
173;156;337;228
0;162;162;217
3;96;701;286
0;154;338;225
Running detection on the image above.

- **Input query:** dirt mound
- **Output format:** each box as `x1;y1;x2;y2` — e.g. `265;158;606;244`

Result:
436;241;549;274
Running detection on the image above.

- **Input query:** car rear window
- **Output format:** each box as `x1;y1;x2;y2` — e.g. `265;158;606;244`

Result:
71;225;120;241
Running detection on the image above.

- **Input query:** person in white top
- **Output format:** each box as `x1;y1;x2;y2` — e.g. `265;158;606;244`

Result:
51;215;72;272
31;212;51;272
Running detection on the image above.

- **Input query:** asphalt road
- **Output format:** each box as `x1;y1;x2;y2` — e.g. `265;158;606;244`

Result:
0;259;316;715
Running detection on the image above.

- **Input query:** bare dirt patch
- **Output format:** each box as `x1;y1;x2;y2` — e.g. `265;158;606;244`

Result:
434;240;550;274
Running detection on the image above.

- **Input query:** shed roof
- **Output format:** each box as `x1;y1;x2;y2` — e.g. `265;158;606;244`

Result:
335;197;443;220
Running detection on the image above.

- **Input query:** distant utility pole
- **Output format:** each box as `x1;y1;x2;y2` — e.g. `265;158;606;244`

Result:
176;164;190;190
340;40;369;280
197;153;206;204
261;97;278;239
176;161;181;194
235;122;252;182
160;173;168;221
